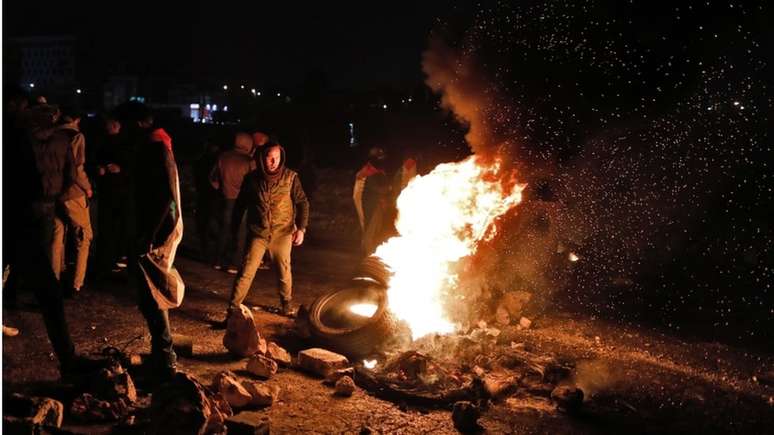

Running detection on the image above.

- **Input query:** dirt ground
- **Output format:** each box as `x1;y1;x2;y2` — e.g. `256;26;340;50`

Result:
3;169;773;434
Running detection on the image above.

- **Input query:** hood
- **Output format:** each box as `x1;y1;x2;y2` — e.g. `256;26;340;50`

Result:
150;128;173;151
258;143;286;178
234;133;254;155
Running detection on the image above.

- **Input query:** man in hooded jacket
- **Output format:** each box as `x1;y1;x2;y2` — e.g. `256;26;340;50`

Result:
226;141;309;317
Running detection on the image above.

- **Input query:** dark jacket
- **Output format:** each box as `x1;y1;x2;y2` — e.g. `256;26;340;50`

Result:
96;132;133;197
209;138;256;200
30;128;75;202
235;145;309;240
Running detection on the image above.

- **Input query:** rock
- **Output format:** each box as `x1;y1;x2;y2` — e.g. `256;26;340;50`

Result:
246;354;278;379
5;393;64;428
494;306;510;326
243;381;280;407
334;376;356;397
128;354;143;366
172;333;194;357
472;365;486;377
483;373;518;399
324;367;355;386
223;304;265;357
452;401;482;433
293;305;312;339
213;371;252;408
3;325;20;337
518;317;532;330
226;412;271;435
71;393;130;422
551;386;584;411
297;348;350;378
266;341;292;366
151;372;233;434
92;363;137;403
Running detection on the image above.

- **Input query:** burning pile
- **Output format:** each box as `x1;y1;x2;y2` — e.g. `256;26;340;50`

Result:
374;155;525;340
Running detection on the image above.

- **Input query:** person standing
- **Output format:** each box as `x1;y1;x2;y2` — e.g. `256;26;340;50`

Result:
208;132;255;273
224;142;309;318
126;107;184;381
55;111;93;297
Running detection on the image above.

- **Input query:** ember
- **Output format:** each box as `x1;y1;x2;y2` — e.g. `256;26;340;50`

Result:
374;156;524;340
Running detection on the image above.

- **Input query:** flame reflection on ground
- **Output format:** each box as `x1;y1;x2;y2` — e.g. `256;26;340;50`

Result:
349;303;378;317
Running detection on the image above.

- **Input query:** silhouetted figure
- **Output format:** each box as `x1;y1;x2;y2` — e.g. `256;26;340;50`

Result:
193;140;220;262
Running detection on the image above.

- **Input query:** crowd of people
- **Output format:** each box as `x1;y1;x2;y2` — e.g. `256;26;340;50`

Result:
2;86;418;383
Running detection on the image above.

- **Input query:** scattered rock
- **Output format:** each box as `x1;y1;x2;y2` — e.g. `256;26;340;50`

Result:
472;365;486;377
71;393;130;422
297;348;350;378
483;373;519;399
92;363;137;403
266;341;292;366
551;386;584;411
324;367;355;386
452;401;482;433
151;372;233;434
213;371;252;408
243;381;280;407
223;304;265;357
334;376;356;397
5;393;64;428
226;412;270;435
518;317;532;330
497;291;532;322
246;354;278;379
172;333;194;357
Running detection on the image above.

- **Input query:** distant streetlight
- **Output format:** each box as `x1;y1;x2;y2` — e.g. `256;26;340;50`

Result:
76;89;82;94
223;84;228;90
382;104;388;110
29;83;35;88
251;88;256;95
276;92;281;97
240;85;245;89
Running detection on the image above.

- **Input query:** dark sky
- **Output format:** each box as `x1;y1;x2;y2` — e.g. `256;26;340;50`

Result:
4;1;457;90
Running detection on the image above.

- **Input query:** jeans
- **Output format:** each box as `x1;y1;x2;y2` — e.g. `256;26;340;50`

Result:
52;196;93;289
228;234;293;311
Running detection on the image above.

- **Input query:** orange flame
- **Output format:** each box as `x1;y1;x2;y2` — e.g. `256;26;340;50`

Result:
374;156;524;339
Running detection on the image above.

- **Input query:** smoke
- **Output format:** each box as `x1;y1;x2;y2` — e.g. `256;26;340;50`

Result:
571;359;625;397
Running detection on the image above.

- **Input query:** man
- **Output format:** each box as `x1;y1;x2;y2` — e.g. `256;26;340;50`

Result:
55;111;93;297
126;106;184;381
8;103;97;376
226;142;309;318
208;132;256;272
353;146;391;255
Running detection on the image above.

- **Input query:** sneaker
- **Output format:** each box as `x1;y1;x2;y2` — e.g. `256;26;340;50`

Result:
212;264;223;271
226;266;238;274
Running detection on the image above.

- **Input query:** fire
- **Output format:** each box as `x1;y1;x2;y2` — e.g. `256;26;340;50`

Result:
375;156;524;339
349;303;378;317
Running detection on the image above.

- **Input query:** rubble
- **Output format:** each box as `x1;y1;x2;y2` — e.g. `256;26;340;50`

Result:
214;371;253;408
246;354;279;379
92;362;137;403
324;367;355;386
297;348;350;378
550;386;584;412
266;341;292;366
518;317;532;330
71;393;130;422
334;376;356;397
223;304;266;357
226;412;271;435
151;372;233;434
4;393;64;428
482;373;519;399
243;381;280;407
494;291;532;325
452;401;482;433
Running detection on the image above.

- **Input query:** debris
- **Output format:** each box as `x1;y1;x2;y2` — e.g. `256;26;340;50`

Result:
297;348;350;378
324;367;355;386
334;376;356;397
151;372;232;434
483;373;519;399
213;371;253;408
92;362;137;403
551;386;584;412
246;354;278;379
243;381;280;407
71;393;130;422
223;304;265;357
472;366;486;377
266;341;292;366
518;317;532;330
496;291;532;325
172;333;194;357
452;401;482;433
4;393;64;428
226;412;270;435
3;325;19;337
